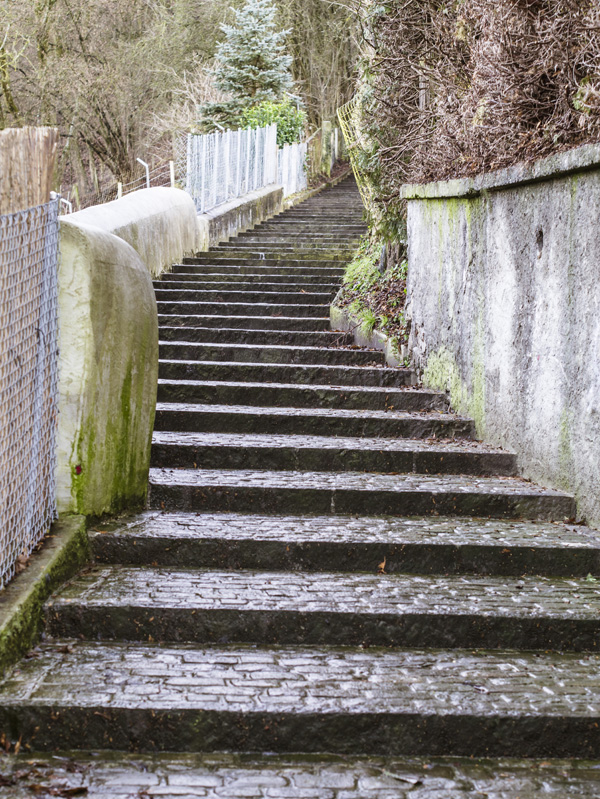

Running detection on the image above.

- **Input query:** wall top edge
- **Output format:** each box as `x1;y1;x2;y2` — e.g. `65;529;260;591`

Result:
400;142;600;200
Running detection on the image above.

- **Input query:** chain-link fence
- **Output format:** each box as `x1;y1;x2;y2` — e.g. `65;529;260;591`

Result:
176;124;279;213
0;199;59;588
277;140;308;197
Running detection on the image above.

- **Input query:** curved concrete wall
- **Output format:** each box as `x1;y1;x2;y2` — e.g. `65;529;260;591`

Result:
403;143;600;527
57;220;158;516
69;187;205;277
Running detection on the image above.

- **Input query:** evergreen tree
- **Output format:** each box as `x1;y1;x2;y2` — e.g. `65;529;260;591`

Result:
202;0;294;128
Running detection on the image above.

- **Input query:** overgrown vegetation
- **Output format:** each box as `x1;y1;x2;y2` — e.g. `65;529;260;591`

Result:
336;237;409;351
241;100;306;146
352;0;600;196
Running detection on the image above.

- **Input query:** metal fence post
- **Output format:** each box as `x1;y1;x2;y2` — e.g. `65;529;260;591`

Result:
212;133;218;209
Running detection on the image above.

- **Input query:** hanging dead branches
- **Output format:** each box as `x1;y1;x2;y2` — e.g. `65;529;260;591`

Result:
364;0;600;188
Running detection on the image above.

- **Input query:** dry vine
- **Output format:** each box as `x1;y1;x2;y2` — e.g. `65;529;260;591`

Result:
362;0;600;189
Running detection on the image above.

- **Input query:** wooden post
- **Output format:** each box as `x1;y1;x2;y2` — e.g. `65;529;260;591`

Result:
0;127;58;214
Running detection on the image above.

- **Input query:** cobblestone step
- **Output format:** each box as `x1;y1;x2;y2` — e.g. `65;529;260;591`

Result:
180;258;347;270
157;279;340;291
155;288;336;304
2;641;600;756
157;327;353;346
158;342;385;366
153;403;470;438
2;751;600;798
148;468;575;519
46;566;600;651
157;380;445;411
151;432;514;476
159;360;413;387
156;301;331;317
90;512;600;577
158;315;331;331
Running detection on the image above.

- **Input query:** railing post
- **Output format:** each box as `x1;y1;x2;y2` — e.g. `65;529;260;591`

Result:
245;128;250;195
200;135;206;213
236;130;242;197
212;132;218;209
253;127;260;191
224;130;231;202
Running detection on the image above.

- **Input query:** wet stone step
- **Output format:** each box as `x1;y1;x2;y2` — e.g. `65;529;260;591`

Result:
91;511;600;577
154;289;335;305
181;257;347;270
4;752;599;799
150;432;514;476
155;301;330;318
157;380;445;411
147;468;576;520
156;279;340;291
158;327;352;347
157;342;385;367
2;641;600;756
157;316;331;332
153;404;474;440
158;360;414;388
46;566;600;651
157;327;353;346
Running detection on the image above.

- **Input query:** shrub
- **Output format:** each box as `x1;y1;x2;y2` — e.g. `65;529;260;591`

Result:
241;99;306;146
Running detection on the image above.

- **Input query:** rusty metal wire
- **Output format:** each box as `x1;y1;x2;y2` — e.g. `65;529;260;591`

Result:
0;200;59;588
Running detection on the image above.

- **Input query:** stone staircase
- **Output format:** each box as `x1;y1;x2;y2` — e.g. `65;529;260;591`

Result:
2;175;600;795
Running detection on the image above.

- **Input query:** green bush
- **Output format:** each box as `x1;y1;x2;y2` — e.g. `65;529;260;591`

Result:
241;100;306;146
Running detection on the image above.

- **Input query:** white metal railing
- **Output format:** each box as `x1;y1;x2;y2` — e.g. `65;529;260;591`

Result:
182;124;279;213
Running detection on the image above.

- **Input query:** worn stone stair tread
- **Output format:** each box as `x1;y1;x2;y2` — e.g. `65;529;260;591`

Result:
1;752;599;799
46;566;600;652
155;402;459;423
158;341;385;366
3;640;600;755
90;511;600;576
157;316;331;331
155;289;334;301
158;360;414;388
149;433;514;475
151;430;504;455
147;468;575;520
156;302;331;316
157;328;353;346
157;378;442;408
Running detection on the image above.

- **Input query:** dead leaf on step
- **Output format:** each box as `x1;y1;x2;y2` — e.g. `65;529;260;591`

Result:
378;556;387;575
15;553;30;575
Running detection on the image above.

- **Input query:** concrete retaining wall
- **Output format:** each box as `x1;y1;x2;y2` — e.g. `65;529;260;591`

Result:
402;143;600;526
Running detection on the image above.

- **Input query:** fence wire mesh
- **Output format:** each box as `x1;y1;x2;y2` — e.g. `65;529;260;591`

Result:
0;200;59;588
178;124;281;213
277;141;308;197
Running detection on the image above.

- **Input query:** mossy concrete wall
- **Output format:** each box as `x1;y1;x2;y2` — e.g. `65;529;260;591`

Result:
57;221;158;517
402;143;600;527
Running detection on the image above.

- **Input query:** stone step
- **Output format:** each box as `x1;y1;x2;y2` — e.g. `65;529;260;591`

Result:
258;223;366;232
90;511;600;577
157;342;385;367
157;327;353;346
6;751;600;799
147;468;575;519
158;315;331;331
45;566;600;651
154;289;336;305
157;360;414;388
174;263;346;276
150;432;515;476
182;257;347;270
207;249;351;261
157;279;340;292
157;380;444;411
1;640;600;756
215;243;355;255
153;403;475;440
155;301;330;318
